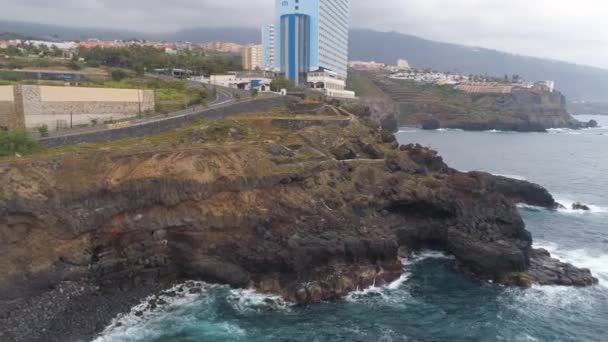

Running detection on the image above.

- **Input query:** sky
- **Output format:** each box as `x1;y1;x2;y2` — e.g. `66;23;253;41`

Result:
1;0;607;69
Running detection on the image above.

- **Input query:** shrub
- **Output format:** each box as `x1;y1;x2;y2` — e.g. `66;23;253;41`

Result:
0;130;40;157
270;76;295;92
37;124;49;137
111;69;129;82
188;97;207;107
68;61;82;70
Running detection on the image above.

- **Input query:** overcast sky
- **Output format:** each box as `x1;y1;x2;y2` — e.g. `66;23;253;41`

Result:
2;0;607;69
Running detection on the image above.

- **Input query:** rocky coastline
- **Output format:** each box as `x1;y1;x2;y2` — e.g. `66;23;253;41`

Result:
0;100;598;341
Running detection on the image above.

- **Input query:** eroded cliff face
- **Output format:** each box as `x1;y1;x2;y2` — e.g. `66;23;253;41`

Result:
0;102;597;339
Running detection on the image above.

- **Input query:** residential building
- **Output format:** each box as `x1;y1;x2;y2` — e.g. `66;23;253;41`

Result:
265;0;354;98
274;0;350;83
242;44;263;71
201;42;245;53
455;82;514;94
397;59;411;70
262;24;276;71
348;61;387;71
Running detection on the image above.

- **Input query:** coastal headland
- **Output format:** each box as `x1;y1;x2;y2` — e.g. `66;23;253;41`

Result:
0;98;597;341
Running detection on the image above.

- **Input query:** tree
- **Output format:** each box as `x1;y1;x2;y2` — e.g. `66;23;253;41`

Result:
111;69;128;82
269;76;295;92
68;61;82;70
251;89;259;98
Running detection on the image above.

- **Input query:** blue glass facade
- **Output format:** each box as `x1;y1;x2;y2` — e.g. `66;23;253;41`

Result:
273;0;349;81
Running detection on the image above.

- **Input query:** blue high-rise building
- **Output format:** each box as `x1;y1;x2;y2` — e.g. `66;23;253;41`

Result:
272;0;350;84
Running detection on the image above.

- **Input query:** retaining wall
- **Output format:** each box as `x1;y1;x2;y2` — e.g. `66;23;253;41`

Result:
21;86;155;130
0;85;19;130
40;97;287;148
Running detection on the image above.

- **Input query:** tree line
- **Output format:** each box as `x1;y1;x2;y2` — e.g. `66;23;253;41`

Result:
74;45;243;76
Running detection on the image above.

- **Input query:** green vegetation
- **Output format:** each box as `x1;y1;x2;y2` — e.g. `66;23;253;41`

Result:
270;76;296;92
75;45;242;76
111;69;129;82
0;42;64;59
346;70;385;97
37;124;49;137
0;130;40;157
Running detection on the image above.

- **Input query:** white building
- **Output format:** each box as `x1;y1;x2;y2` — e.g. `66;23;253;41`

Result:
348;61;387;71
307;70;356;99
262;24;276;71
397;59;411;70
242;45;263;71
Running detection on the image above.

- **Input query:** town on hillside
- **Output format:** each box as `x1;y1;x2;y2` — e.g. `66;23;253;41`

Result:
0;0;562;139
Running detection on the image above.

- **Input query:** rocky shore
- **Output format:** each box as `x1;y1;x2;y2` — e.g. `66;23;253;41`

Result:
0;100;598;341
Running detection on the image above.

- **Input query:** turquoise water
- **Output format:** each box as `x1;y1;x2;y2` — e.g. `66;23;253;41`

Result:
96;116;608;342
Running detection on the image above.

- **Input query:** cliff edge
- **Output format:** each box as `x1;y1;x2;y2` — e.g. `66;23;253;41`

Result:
0;100;597;341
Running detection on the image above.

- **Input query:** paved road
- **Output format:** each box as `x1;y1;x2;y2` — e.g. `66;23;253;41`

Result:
41;78;236;139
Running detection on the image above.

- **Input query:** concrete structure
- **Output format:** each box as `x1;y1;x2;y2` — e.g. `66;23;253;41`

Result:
0;85;154;131
397;59;411;70
0;86;21;130
262;24;276;71
242;44;264;71
265;0;354;98
274;0;350;82
201;42;245;53
40;97;287;148
198;73;273;92
455;82;514;94
307;70;355;99
348;61;387;71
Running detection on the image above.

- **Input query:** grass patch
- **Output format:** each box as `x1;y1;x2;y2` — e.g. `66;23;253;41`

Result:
0;130;41;157
346;70;385;98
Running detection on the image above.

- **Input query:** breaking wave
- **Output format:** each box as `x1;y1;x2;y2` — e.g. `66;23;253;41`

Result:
553;196;608;215
535;241;608;287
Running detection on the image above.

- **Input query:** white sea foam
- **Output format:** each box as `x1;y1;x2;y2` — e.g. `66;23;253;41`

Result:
227;288;292;313
409;250;456;262
94;281;219;341
535;241;608;287
553;196;608;215
397;129;419;133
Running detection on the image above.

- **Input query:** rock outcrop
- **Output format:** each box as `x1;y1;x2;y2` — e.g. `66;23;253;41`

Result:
360;70;596;132
0;103;597;341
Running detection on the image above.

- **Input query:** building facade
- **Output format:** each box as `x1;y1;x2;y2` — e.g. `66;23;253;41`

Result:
273;0;350;83
241;44;263;71
262;24;276;71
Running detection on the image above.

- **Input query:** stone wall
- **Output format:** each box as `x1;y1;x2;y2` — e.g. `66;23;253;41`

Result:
0;85;21;130
17;86;154;130
40;97;288;148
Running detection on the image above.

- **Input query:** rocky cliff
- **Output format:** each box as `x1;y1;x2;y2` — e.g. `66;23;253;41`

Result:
355;71;597;132
419;89;597;132
0;101;597;341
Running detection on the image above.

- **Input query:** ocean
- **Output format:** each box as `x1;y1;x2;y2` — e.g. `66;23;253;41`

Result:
95;115;608;342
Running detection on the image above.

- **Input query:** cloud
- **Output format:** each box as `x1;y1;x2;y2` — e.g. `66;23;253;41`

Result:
1;0;607;68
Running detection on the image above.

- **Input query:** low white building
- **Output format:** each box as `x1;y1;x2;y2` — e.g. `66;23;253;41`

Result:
195;74;273;92
397;59;411;70
307;70;356;99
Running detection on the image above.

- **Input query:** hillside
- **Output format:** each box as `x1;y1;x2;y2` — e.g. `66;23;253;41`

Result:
348;29;608;102
349;70;597;132
1;20;607;101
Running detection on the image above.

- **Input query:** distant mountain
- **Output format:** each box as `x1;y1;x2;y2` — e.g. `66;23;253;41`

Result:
1;20;606;101
0;20;259;44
